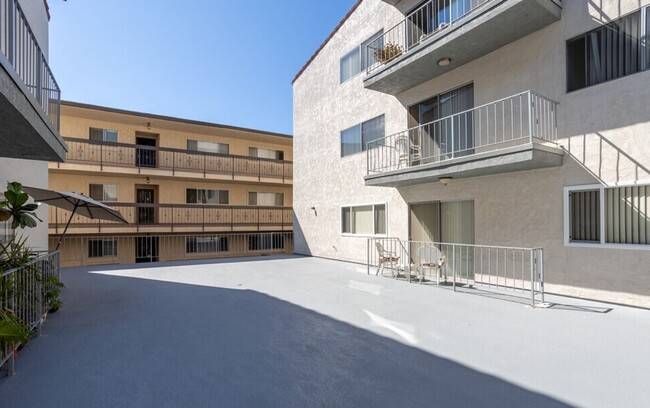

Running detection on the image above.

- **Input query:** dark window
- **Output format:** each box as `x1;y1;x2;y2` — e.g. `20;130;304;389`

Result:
186;236;229;253
89;127;118;143
186;189;229;205
340;115;385;157
567;10;646;91
248;234;285;251
569;190;601;243
88;239;117;258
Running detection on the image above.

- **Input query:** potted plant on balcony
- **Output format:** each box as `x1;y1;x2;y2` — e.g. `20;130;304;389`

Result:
374;42;404;64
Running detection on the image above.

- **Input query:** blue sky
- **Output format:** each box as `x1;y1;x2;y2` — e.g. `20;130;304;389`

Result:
48;0;358;135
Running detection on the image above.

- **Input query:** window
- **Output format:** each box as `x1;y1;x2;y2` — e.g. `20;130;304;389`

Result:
187;140;229;155
340;31;384;83
186;236;229;254
89;184;118;202
249;192;284;206
186;189;229;205
340;48;361;83
340;115;385;157
342;204;386;235
567;8;650;91
566;185;650;246
89;127;118;143
248;234;285;251
249;147;284;160
88;239;117;258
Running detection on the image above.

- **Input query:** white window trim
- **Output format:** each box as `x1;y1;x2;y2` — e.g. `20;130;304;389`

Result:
563;184;650;251
340;202;388;237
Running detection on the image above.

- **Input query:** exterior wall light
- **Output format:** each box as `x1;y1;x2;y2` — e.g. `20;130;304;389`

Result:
310;206;317;216
437;57;452;66
147;122;152;129
439;177;453;185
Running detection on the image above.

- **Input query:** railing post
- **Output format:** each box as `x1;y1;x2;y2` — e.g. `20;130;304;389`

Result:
36;53;43;104
452;244;456;292
367;239;370;275
539;249;545;304
258;159;261;181
530;249;535;306
528;91;534;143
450;117;455;159
172;151;175;175
100;143;103;170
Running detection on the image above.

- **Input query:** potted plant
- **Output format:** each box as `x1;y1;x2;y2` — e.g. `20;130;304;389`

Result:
42;275;64;313
374;42;404;64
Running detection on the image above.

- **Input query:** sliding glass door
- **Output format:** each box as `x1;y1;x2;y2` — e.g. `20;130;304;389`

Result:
409;83;474;164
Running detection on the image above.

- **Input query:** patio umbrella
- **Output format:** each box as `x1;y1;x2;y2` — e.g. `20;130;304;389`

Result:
22;186;129;250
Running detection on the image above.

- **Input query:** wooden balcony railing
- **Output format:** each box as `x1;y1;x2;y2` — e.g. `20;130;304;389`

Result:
49;203;293;233
60;138;293;182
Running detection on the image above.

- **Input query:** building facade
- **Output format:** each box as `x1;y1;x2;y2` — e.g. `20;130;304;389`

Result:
0;0;65;250
293;0;650;307
50;102;293;266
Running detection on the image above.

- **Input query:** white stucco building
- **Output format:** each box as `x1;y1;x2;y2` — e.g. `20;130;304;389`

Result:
0;0;66;250
293;0;650;307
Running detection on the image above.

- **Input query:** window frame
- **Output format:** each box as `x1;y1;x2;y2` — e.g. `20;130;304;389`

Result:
185;235;229;254
564;184;650;250
89;127;118;143
565;6;650;92
340;202;388;237
340;30;385;84
187;139;230;155
185;188;229;205
88;238;118;258
249;147;284;161
89;184;118;202
248;191;284;207
340;114;385;158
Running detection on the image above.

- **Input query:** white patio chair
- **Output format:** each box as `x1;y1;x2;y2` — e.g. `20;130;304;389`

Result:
418;245;446;285
394;135;421;169
375;242;400;278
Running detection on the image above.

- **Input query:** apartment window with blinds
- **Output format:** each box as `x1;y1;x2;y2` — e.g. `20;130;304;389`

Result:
249;147;284;160
340;31;384;83
567;185;650;246
248;234;285;251
185;236;229;254
187;140;229;155
249;192;284;206
340;115;385;157
88;239;117;258
89;184;118;202
186;189;229;205
342;204;386;235
0;221;12;244
89;127;118;143
569;189;601;242
567;8;650;91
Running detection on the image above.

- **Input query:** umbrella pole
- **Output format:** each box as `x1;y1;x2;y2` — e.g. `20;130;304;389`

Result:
55;203;79;251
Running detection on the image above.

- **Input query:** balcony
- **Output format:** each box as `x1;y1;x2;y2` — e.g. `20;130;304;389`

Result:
0;0;65;161
364;0;562;95
365;91;563;187
49;203;293;235
56;138;293;183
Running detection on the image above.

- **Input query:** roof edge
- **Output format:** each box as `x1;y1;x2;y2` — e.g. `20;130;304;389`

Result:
61;100;293;139
292;0;363;84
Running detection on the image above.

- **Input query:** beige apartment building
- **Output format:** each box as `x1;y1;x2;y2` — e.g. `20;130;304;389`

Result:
293;0;650;307
50;101;293;266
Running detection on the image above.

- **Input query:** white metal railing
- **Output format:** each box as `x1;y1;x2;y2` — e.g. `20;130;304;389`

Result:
0;0;61;130
51;232;294;267
1;251;60;376
366;91;558;174
367;237;545;306
366;0;491;74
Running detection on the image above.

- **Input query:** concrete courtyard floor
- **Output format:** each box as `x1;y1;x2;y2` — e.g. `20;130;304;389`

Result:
1;255;649;407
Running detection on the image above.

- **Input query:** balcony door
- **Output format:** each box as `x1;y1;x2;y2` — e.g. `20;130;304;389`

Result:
136;135;157;168
408;83;474;163
135;236;159;263
409;200;475;280
136;188;156;225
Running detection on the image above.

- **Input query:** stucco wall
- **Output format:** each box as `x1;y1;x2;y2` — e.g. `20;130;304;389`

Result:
293;0;650;307
0;158;49;251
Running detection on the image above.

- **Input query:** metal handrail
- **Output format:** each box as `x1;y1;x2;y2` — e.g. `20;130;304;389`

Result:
0;0;61;129
1;251;60;375
367;237;544;306
365;0;492;75
366;90;559;174
61;137;293;181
